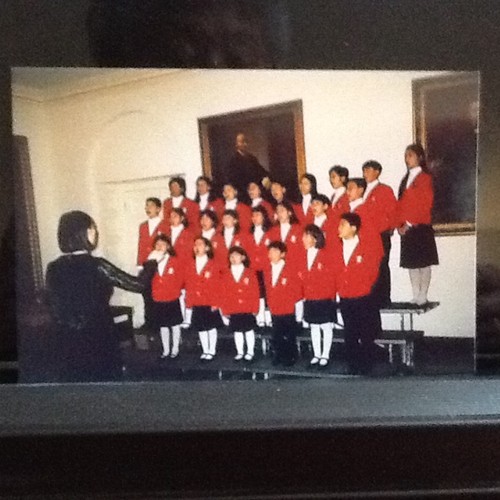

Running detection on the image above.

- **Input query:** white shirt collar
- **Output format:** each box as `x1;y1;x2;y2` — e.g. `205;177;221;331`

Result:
225;198;238;210
231;263;245;282
253;225;264;243
331;186;346;205
314;214;327;228
302;193;312;213
157;254;170;275
170;224;183;245
280;222;291;241
172;195;184;208
406;166;422;188
363;179;380;200
224;226;235;248
147;216;161;235
342;235;359;265
195;254;208;274
349;198;364;212
198;192;209;210
307;247;319;270
271;259;285;286
202;228;216;240
251;197;262;207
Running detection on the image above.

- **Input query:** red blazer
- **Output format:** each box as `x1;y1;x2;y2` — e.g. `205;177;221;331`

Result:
314;216;341;256
292;201;314;227
363;183;397;233
246;229;273;272
162;225;195;263
333;236;381;299
137;219;163;265
219;267;260;316
163;197;200;229
217;230;251;269
185;258;221;308
396;171;434;226
352;203;383;261
268;223;305;269
202;232;227;270
151;256;185;302
264;261;302;316
329;192;350;226
224;201;252;232
298;249;337;301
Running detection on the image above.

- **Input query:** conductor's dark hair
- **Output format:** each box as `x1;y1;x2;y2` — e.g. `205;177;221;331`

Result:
329;165;349;184
303;224;326;249
340;212;362;231
300;173;318;198
170;207;188;228
251;205;272;233
169;176;186;195
152;233;176;257
194;236;214;260
228;246;250;268
348;177;367;191
362;160;383;172
405;143;428;169
195;176;217;203
199;209;218;227
57;210;98;253
267;240;287;254
311;194;331;206
276;200;299;225
146;197;162;208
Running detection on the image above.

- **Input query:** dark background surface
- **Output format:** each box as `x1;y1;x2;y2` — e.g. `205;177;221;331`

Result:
2;0;500;497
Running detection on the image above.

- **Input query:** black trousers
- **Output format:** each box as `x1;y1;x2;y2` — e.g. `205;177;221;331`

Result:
271;314;299;363
340;294;381;374
372;230;392;307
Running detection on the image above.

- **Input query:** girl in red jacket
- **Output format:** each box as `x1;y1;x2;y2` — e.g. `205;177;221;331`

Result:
247;181;274;221
222;182;252;232
185;237;223;361
396;144;439;305
299;224;337;368
220;246;260;362
264;241;302;366
162;176;199;229
293;173;317;227
149;234;185;359
194;176;224;224
220;209;250;265
199;210;225;269
328;165;350;226
248;205;273;327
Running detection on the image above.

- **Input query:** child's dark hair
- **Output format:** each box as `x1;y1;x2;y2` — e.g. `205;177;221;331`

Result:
405;143;428;169
193;236;214;260
362;160;383;173
348;177;367;191
146;197;162;208
276;200;299;225
340;212;362;231
222;209;240;234
303;224;326;249
153;233;176;256
169;176;186;195
267;240;287;254
199;209;218;228
195;176;217;203
329;165;349;184
300;173;318;198
311;194;331;207
228;246;250;268
170;207;188;227
250;205;272;233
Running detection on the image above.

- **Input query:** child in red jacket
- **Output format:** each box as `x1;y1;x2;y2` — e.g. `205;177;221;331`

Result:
220;246;260;362
264;241;302;366
299;224;337;368
335;212;382;375
185;237;223;361
149;234;185;359
328;165;350;226
396;143;439;305
292;173;317;227
162;176;199;229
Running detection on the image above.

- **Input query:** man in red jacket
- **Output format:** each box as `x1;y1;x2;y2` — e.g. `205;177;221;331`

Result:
335;212;382;375
362;160;397;307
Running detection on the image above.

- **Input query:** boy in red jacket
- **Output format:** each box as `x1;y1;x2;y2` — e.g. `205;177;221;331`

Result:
264;241;302;366
335;212;382;375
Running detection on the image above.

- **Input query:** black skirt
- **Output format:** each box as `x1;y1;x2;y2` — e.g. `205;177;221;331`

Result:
228;313;256;332
304;299;335;324
191;305;223;331
150;299;183;329
400;224;439;269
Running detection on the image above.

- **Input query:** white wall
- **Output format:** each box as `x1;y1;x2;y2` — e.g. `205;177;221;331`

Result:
12;68;476;337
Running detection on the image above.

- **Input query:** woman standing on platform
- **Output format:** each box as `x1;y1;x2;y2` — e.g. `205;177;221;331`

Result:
396;143;439;306
45;211;158;383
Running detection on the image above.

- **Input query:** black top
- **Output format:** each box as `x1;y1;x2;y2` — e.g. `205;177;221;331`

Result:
45;254;156;383
227;151;268;204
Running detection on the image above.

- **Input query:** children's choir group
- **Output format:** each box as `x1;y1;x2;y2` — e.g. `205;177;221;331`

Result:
138;143;438;375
